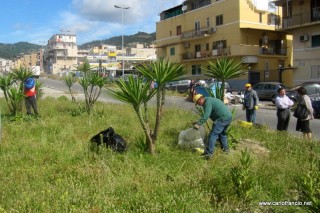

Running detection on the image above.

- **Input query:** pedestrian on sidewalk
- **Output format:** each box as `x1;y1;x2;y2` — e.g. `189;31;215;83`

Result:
275;87;294;131
295;87;314;140
242;83;259;123
24;77;39;116
193;94;232;160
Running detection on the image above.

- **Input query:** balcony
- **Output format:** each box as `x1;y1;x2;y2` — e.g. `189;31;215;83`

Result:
181;44;287;61
181;27;216;40
277;8;320;30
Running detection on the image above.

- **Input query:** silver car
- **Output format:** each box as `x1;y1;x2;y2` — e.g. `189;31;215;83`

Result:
252;82;286;101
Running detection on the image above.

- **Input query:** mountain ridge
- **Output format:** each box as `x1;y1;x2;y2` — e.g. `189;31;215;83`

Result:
0;31;156;60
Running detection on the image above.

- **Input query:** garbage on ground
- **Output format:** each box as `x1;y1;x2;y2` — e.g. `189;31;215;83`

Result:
90;127;127;152
238;120;253;128
178;126;206;149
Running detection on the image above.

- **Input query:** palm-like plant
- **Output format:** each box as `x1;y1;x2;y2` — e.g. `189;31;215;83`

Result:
76;61;108;113
35;80;44;99
7;87;25;116
0;74;14;112
108;76;156;152
64;74;76;102
205;57;247;100
10;66;34;93
136;59;186;141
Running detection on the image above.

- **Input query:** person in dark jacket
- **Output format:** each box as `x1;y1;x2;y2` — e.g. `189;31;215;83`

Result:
24;77;39;115
295;87;314;140
274;87;294;131
193;94;232;160
242;83;259;123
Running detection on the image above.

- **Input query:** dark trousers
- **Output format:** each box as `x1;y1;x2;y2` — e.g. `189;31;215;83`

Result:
277;108;290;131
25;95;38;115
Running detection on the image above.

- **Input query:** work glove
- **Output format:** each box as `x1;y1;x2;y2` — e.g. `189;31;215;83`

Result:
242;106;245;110
254;106;259;110
193;124;200;130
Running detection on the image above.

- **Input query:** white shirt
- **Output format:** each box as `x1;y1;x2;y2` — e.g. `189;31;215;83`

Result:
275;95;294;109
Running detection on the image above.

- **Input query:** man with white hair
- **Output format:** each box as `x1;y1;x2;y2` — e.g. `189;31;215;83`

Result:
193;94;232;160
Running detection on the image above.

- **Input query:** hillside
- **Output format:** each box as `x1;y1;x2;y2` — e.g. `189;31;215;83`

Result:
0;42;41;59
78;31;156;49
0;32;156;60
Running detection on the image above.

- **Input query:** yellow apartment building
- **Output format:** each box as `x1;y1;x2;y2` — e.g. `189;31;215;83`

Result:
156;0;294;90
274;0;320;86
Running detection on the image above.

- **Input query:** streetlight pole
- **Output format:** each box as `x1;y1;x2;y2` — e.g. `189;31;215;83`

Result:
114;5;130;77
278;64;283;83
38;41;46;72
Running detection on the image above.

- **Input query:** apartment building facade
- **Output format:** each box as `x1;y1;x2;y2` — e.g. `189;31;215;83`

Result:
275;0;320;85
44;34;78;74
156;0;293;89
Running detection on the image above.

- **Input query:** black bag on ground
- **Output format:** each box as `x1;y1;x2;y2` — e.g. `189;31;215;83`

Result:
90;127;127;152
293;103;309;120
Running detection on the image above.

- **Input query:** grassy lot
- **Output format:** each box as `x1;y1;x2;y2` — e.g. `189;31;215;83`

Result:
0;96;319;212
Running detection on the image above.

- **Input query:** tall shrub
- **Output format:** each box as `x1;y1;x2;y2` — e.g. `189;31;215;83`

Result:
109;60;185;154
205;57;247;100
76;61;108;113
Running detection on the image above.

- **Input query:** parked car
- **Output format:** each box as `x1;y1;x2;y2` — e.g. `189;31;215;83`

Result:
309;94;320;118
286;82;320;102
166;79;191;93
252;82;286;101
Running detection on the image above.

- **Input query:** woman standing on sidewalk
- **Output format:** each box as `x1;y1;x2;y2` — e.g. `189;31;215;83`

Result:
275;87;294;131
295;87;314;140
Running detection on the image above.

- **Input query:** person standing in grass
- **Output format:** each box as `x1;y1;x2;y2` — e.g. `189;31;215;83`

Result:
275;87;294;131
193;94;232;160
24;77;39;116
242;83;259;123
295;87;314;140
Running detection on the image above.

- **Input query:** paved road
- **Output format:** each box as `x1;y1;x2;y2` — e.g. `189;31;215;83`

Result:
39;77;320;140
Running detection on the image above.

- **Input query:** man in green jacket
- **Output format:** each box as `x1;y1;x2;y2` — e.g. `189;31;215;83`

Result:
193;94;232;160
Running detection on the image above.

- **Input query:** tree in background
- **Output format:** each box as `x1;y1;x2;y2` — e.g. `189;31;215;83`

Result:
205;57;247;100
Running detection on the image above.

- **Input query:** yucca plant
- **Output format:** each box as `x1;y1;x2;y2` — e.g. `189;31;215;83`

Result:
35;80;44;99
0;74;14;112
76;61;108;113
64;74;76;102
109;60;185;154
108;76;156;152
205;57;247;100
7;87;25;116
10;66;34;94
135;59;186;142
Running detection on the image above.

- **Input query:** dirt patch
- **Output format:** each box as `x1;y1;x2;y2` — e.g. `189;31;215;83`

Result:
235;139;270;157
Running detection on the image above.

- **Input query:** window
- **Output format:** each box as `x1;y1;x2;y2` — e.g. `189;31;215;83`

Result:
176;25;182;36
206;43;209;51
195;21;200;31
212;40;226;49
311;35;320;47
311;65;320;78
268;14;278;25
170;47;175;56
206;18;210;27
192;65;202;75
216;15;223;26
195;44;201;52
259;13;262;23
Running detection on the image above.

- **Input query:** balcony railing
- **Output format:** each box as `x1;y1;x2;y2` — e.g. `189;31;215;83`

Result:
277;8;320;30
181;44;287;60
181;27;216;40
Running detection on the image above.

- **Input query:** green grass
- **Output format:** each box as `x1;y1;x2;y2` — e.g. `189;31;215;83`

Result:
0;96;319;212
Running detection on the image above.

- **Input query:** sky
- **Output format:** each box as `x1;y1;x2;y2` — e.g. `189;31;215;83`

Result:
0;0;184;45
